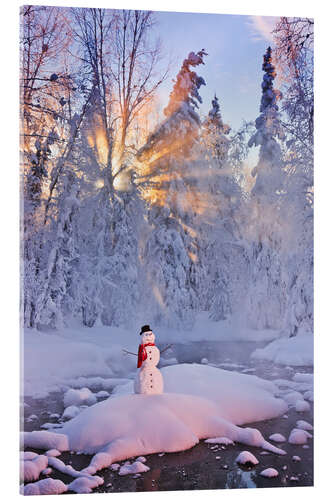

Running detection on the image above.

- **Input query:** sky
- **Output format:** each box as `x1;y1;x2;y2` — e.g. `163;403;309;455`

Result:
152;11;278;131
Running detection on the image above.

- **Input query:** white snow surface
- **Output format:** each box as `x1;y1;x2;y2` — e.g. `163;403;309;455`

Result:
288;428;312;445
23;319;281;398
295;399;311;412
251;333;313;367
22;363;288;477
113;363;287;426
63;405;81;420
22;431;69;451
260;467;279;477
21;478;68;495
296;420;313;431
205;437;234;445
23;326;137;398
118;461;150;476
235;451;259;465
20;454;48;482
17;363;284;478
269;433;286;443
64;388;97;407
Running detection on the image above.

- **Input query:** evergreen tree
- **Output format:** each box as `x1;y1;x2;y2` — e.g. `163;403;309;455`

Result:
248;46;285;199
34;172;80;329
244;47;287;330
136;50;208;329
202;94;231;164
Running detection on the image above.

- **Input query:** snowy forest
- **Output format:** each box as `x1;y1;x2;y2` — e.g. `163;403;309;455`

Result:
21;7;314;339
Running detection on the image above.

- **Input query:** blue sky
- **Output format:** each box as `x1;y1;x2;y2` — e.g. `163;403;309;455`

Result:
153;11;278;131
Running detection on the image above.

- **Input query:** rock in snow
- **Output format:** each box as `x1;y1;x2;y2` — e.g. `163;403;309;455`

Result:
62;405;81;420
235;451;259;466
288;428;312;445
296;420;313;431
260;467;279;478
269;433;286;443
20;454;48;482
64;387;97;408
295;400;311;412
21;478;68;495
118;461;150;476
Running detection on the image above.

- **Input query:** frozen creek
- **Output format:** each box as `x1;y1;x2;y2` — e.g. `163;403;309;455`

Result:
21;340;313;493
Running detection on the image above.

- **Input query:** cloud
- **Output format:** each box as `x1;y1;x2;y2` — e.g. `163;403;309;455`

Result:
247;16;278;44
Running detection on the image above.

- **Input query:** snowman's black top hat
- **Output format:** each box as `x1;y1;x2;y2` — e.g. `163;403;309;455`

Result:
140;324;152;335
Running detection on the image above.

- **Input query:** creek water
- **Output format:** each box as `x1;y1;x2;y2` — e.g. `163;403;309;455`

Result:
21;340;313;493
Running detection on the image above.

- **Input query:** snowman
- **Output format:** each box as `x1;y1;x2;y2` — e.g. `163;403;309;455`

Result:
134;325;164;395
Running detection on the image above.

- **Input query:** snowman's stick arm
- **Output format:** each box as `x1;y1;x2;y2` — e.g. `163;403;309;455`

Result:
160;344;173;354
122;349;138;356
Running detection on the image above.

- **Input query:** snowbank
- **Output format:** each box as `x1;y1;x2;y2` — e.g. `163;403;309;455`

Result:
251;333;313;366
23;326;137;398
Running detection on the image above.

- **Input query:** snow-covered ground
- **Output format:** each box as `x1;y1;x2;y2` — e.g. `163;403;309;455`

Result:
251;332;313;367
22;362;290;492
23;315;285;398
21;318;313;494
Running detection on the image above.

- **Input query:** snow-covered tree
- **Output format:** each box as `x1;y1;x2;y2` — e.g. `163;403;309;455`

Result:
202;94;231;164
243;47;287;331
136;50;208;329
248;46;285;199
33;172;80;329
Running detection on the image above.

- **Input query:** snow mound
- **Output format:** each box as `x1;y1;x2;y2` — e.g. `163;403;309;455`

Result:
21;478;68;495
269;433;286;443
282;391;304;405
113;363;287;426
68;475;104;494
20;454;48;482
96;390;109;398
23;364;287;477
63;405;81;420
235;451;259;466
288;428;312;444
45;449;61;457
22;431;69;452
118;461;150;476
296;420;313;431
64;388;97;408
251;334;313;367
295;400;311;412
260;467;279;477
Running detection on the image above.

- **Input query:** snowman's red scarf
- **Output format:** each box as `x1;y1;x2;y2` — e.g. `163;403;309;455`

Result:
137;343;155;368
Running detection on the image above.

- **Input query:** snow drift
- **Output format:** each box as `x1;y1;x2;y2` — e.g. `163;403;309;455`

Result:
251;333;313;366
